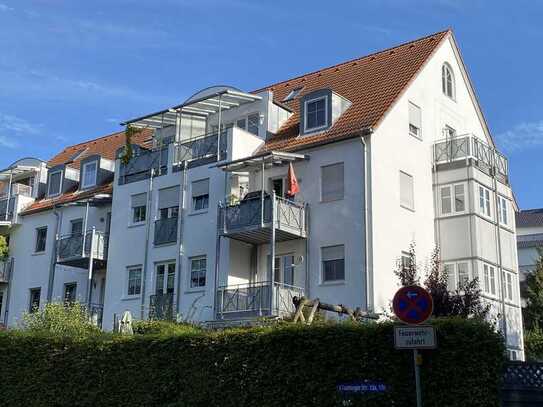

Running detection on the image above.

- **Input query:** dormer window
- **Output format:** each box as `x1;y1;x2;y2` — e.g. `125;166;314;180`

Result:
81;161;97;189
47;170;62;197
442;62;455;99
304;96;328;133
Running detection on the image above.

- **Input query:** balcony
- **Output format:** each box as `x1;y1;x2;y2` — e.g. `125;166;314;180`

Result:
56;229;109;269
219;195;307;244
433;134;509;183
0;259;12;283
154;217;178;245
118;146;168;185
149;292;175;320
173;130;228;169
0;197;14;224
0;183;32;199
215;282;304;320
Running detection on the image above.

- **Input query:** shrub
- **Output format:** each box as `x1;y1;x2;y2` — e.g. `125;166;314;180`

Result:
524;327;543;361
132;319;202;336
0;318;504;407
21;302;101;339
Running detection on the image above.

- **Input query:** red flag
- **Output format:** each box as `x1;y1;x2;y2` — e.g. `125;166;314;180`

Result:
287;163;300;196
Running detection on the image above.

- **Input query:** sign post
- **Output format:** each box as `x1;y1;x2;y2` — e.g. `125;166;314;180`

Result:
392;285;435;407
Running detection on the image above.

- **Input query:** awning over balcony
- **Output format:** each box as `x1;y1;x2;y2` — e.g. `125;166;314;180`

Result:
0;157;44;181
122;85;262;129
215;151;309;172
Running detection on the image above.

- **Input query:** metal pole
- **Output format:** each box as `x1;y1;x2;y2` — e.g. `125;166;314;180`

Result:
217;95;222;159
5;169;12;221
270;191;276;315
86;227;95;310
81;201;90;257
413;349;422;407
214;204;222;320
260;160;265;227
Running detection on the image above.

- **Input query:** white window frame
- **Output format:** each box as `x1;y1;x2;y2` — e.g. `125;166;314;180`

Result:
440;183;466;216
444;261;470;291
504;272;514;302
478;185;492;218
81;161;98;189
442;62;456;100
126;266;143;298
304;95;328;133
320;162;344;202
154;261;176;295
321;244;345;283
189;255;207;290
399;171;415;211
408;101;422;139
498;196;508;225
483;263;497;296
35;226;47;253
130;193;147;226
233;112;260;136
191;178;210;213
47;170;62;197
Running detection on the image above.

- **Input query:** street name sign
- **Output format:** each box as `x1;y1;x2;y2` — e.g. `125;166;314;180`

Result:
392;285;433;325
394;325;436;349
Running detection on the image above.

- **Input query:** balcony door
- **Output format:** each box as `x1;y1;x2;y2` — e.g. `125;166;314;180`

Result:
71;219;83;235
269;254;295;286
155;262;176;295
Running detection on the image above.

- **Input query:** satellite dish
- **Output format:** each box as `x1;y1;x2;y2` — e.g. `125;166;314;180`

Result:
294;255;304;266
119;311;133;335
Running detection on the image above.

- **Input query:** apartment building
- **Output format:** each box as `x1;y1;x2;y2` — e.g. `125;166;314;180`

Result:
2;30;524;357
516;209;543;294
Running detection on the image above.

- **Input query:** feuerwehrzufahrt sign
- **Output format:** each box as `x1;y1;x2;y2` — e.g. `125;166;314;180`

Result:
394;325;436;349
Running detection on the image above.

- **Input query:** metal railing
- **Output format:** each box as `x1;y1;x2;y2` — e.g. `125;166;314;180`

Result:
220;195;306;236
149;292;175;320
173;130;228;165
57;229;109;262
0;196;15;222
0;258;12;283
216;281;304;318
118;146;168;185
154;217;178;245
0;183;32;199
433;134;508;179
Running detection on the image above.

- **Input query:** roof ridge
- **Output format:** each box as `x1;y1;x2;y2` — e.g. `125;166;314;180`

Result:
252;29;451;93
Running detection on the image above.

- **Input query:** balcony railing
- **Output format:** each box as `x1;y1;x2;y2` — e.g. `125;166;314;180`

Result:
0;197;15;222
0;258;12;283
0;183;32;199
154;217;178;245
433;134;508;181
118;146;168;185
149;292;175;320
219;195;307;243
215;281;304;319
57;229;109;265
173;130;228;167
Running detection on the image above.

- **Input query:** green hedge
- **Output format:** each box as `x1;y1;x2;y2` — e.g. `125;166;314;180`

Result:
525;328;543;361
0;318;504;407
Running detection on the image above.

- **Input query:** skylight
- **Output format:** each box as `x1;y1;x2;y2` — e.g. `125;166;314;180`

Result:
283;87;304;102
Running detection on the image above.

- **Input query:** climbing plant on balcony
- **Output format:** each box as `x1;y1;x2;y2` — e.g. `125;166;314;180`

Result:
0;235;8;261
120;124;141;165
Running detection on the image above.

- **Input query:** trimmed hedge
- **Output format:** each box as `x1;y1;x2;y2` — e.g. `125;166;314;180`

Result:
0;318;504;407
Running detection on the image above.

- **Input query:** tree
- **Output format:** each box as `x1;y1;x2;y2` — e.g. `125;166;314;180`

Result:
395;244;489;319
0;235;8;261
394;242;419;286
523;248;543;330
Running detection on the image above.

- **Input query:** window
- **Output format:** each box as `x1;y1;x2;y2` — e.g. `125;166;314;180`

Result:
192;179;209;212
155;262;176;295
479;186;491;217
35;227;47;252
498;196;508;225
322;245;345;282
64;283;77;304
321;163;344;202
81;161;98;188
190;256;207;288
442;62;455;99
440;184;465;215
70;219;83;235
127;267;142;296
445;262;470;290
247;113;259;136
505;272;514;301
131;193;147;224
158;186;180;219
400;171;414;210
401;252;413;273
268;255;295;285
283;87;303;102
408;102;422;138
304;96;327;132
271;178;284;198
483;264;496;295
47;170;62;196
29;288;41;313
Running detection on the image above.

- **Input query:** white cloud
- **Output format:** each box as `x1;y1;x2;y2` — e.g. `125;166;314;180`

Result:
0;4;13;12
0;114;41;149
0;135;18;148
496;120;543;152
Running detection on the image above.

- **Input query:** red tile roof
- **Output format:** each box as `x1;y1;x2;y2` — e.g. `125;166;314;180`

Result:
256;30;450;152
22;128;152;215
48;128;153;169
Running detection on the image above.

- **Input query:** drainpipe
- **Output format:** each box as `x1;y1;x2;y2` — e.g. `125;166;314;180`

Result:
175;163;187;317
359;129;374;313
46;206;62;303
140;168;155;319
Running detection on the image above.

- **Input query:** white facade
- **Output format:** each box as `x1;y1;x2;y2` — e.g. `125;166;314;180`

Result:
2;31;524;357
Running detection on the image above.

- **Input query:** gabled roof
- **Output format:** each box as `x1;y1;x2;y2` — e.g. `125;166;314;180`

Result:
48;129;153;169
256;30;450;152
516;208;543;229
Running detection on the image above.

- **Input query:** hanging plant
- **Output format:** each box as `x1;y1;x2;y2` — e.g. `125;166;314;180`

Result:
120;125;141;165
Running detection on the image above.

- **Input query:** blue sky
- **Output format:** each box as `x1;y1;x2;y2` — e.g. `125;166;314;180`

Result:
0;0;542;208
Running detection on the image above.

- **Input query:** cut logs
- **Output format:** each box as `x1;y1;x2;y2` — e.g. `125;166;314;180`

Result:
292;296;380;324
